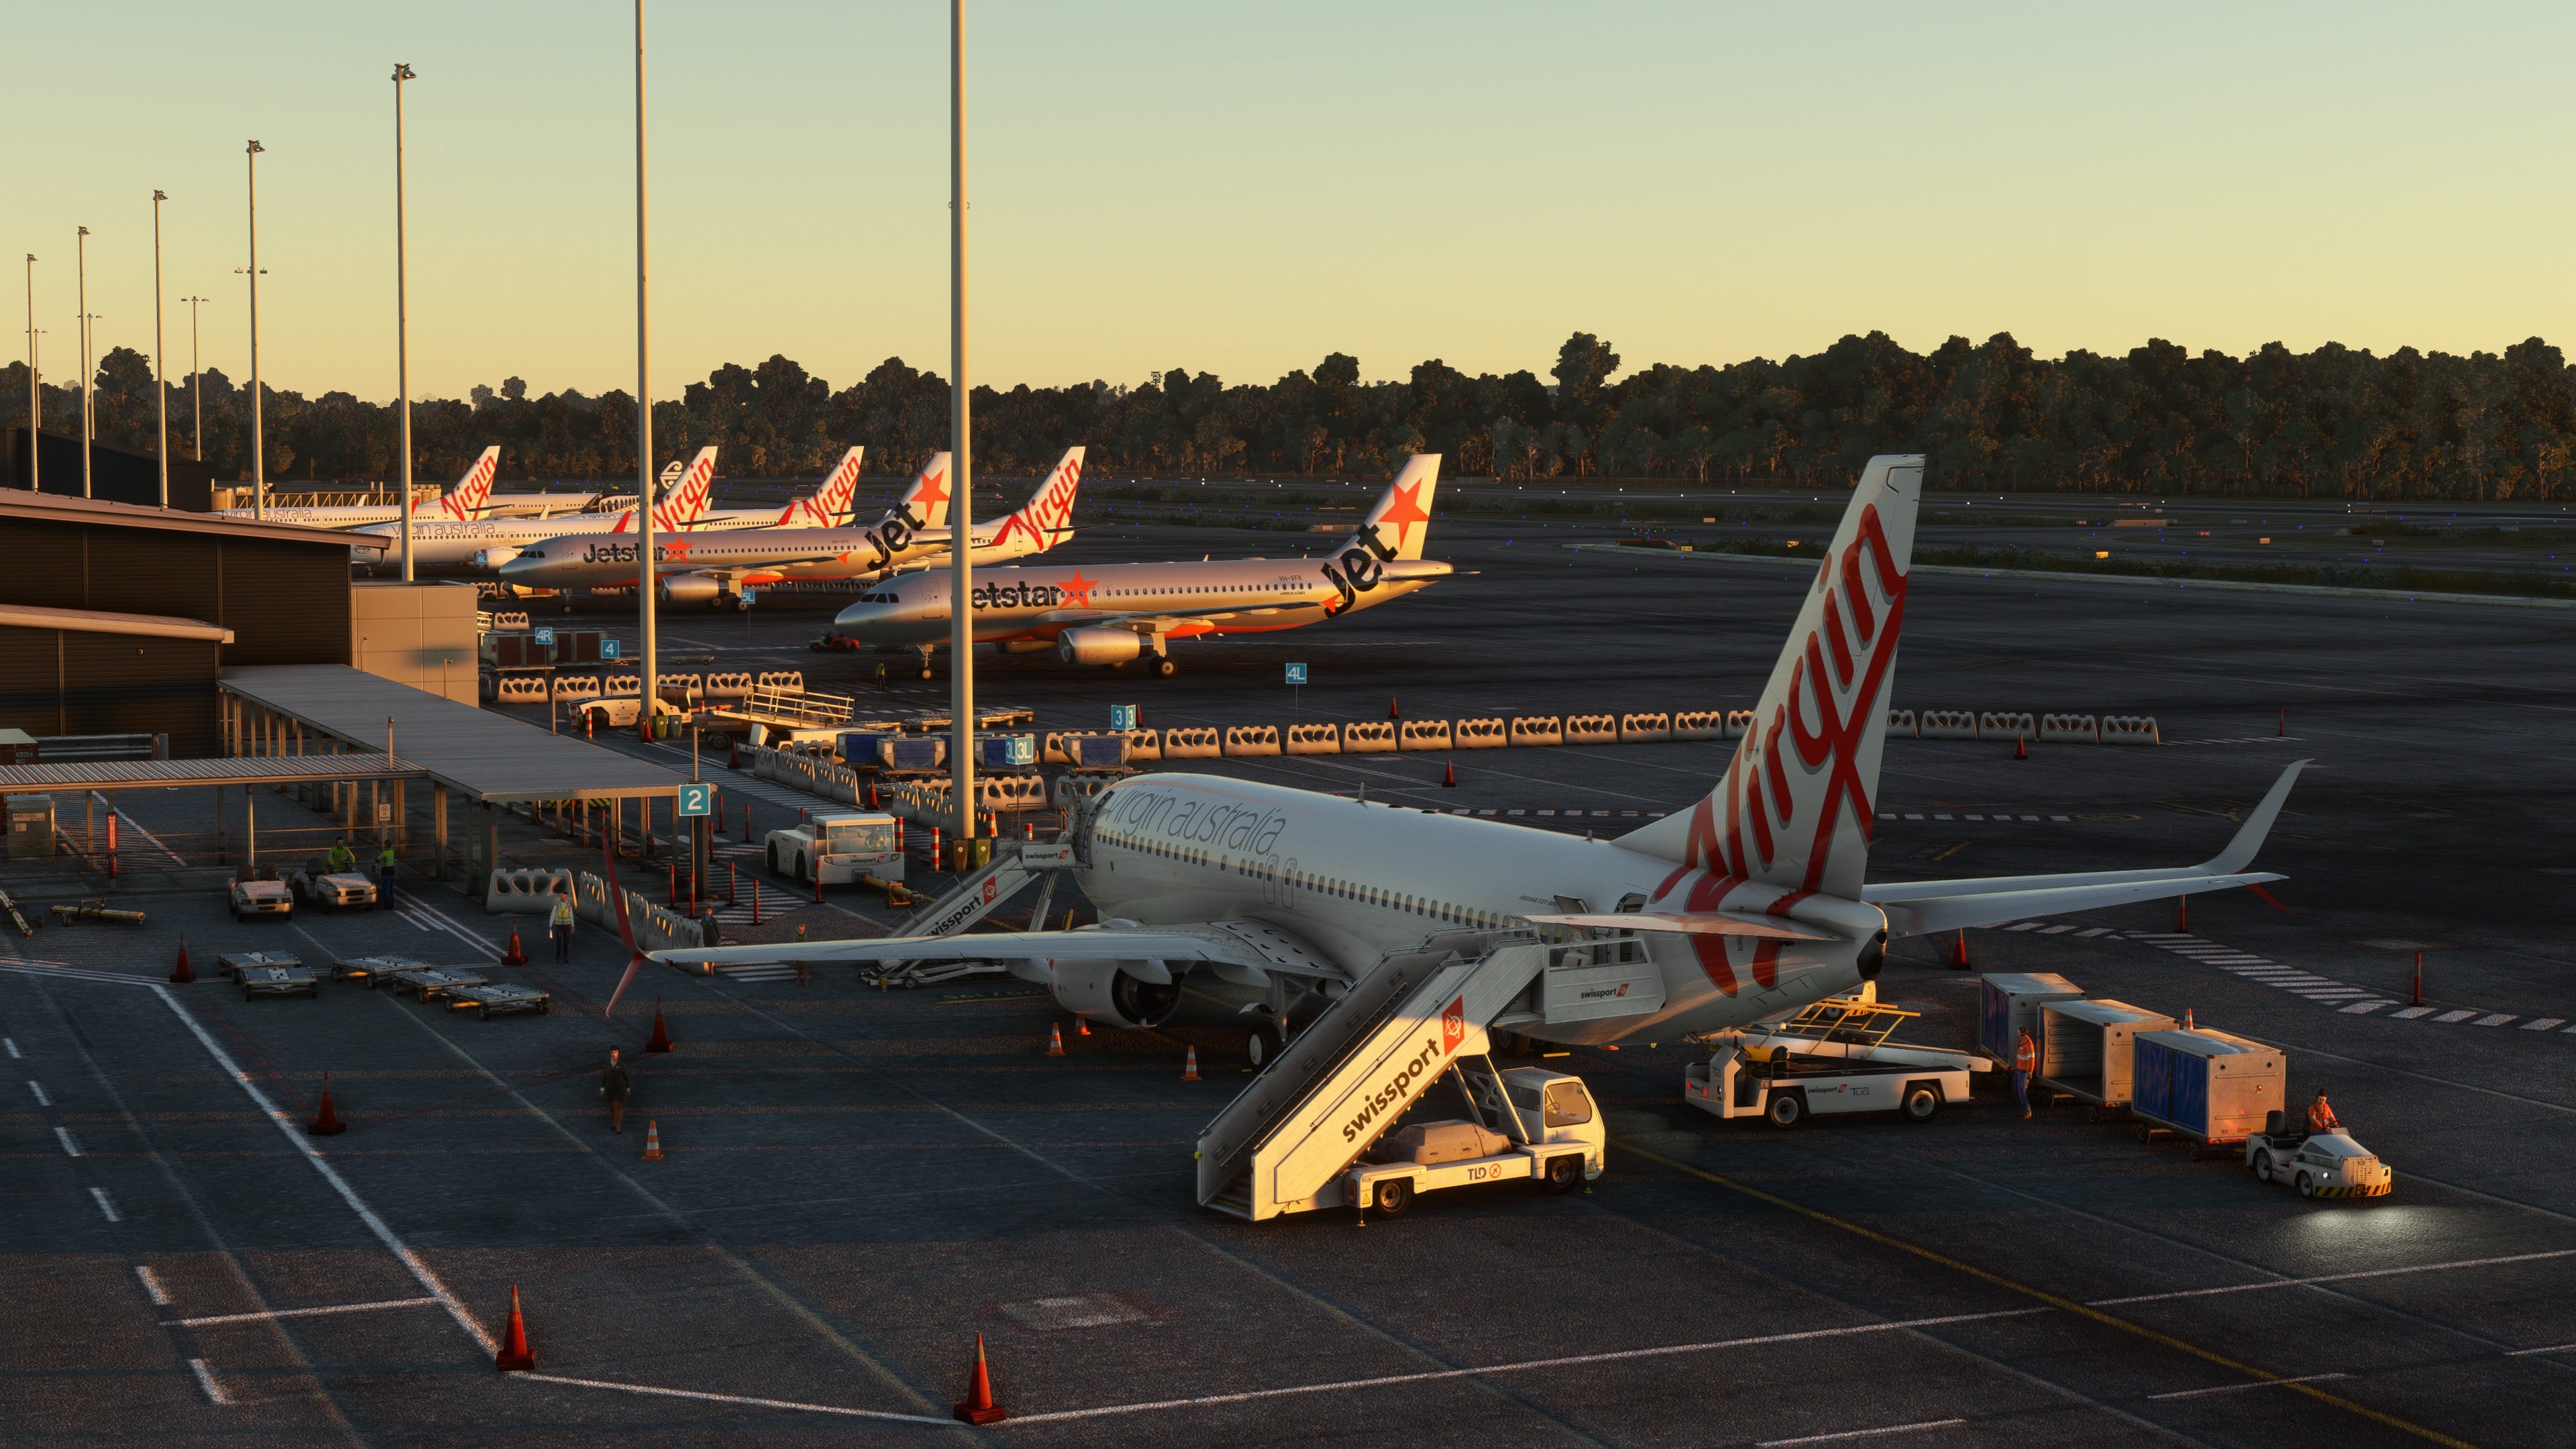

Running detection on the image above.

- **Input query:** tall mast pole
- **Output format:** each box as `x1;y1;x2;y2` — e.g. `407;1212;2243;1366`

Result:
76;226;91;498
21;254;32;492
153;192;168;506
246;140;266;518
634;0;658;740
182;295;204;458
393;64;417;579
947;0;977;848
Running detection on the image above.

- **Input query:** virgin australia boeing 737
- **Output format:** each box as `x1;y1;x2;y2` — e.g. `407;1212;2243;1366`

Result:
655;454;2304;1063
219;447;504;529
828;454;1444;677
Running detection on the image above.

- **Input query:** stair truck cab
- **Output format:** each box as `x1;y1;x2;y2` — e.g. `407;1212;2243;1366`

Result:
766;811;905;887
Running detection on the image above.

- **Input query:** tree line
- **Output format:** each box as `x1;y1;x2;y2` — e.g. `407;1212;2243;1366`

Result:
7;329;2571;499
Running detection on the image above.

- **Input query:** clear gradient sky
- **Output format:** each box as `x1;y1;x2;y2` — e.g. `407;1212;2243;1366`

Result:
11;2;2573;402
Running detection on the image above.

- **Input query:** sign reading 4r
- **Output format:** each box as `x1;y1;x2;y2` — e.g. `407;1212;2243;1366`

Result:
677;783;712;818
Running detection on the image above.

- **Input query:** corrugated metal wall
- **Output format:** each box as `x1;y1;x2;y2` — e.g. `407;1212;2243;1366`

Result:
0;627;220;756
0;520;352;668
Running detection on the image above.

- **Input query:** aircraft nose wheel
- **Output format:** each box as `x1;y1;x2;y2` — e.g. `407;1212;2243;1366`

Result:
1155;656;1177;678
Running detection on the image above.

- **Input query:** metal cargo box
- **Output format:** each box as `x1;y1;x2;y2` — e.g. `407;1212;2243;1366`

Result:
554;629;604;665
6;795;56;860
1979;972;2083;1060
2038;998;2175;1108
875;736;947;773
976;733;1036;769
1068;734;1131;769
2133;1028;2284;1144
0;729;37;765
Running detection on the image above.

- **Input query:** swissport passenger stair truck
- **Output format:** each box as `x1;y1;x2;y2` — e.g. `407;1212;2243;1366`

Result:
1195;928;1606;1223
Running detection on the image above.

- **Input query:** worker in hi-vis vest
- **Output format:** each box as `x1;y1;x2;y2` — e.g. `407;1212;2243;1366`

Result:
2306;1088;2341;1134
2013;1028;2038;1120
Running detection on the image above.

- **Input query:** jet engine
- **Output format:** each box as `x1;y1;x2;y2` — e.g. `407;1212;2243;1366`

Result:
1049;959;1183;1028
1057;627;1143;666
658;574;722;606
469;545;523;570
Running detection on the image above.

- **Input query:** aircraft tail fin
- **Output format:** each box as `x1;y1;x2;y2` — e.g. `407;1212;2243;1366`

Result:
777;447;865;528
988;447;1085;555
1338;453;1441;561
1615;455;1924;901
649;447;718;532
432;446;502;521
890;451;953;531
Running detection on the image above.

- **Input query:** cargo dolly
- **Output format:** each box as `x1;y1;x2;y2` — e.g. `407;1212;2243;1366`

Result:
221;951;321;1001
331;954;432;985
443;983;552;1018
2131;1026;2284;1161
380;965;490;1002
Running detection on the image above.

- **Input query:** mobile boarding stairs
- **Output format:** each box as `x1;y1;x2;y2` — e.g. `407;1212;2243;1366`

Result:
1195;925;1651;1222
863;839;1081;987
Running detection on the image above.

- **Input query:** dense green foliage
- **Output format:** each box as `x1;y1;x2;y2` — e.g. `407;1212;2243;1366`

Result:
9;329;2571;499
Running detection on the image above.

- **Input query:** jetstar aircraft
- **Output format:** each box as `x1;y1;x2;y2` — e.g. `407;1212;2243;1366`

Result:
354;445;862;571
830;453;1442;678
655;454;2305;1069
496;447;1083;610
219;447;505;529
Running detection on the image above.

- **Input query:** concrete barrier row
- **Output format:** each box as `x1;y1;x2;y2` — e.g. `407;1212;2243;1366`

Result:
1566;714;1617;746
705;671;755;700
1674;710;1725;741
494;676;548;704
1223;724;1281;757
484;867;574;914
553;674;602;701
1892;710;2159;744
1163;727;1222;759
755;670;806;696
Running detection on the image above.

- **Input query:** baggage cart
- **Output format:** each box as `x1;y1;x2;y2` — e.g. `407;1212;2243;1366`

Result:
2244;1114;2394;1199
2033;998;2174;1120
445;983;552;1018
1979;972;2082;1061
382;966;490;1002
2133;1027;2285;1159
221;951;320;1001
332;954;431;985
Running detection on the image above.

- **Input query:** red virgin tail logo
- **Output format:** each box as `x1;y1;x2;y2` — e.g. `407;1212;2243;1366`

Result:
1440;994;1466;1054
435;448;502;520
991;454;1083;555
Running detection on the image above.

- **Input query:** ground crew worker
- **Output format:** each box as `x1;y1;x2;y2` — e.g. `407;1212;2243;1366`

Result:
600;1047;631;1134
794;923;811;986
376;843;399;909
2013;1028;2037;1119
2307;1088;2341;1134
549;894;577;962
327;837;356;874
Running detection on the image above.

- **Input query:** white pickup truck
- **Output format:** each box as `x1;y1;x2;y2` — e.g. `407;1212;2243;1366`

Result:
765;812;906;887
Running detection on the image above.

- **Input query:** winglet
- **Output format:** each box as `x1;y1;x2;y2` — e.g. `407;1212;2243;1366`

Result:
2197;759;2312;875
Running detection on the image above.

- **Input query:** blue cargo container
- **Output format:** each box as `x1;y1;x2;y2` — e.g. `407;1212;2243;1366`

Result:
977;733;1036;769
1068;734;1130;769
2132;1028;2284;1148
875;736;947;773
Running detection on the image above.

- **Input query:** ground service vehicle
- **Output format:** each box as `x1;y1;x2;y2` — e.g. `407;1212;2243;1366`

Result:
290;859;378;911
767;812;906;886
221;951;320;1000
228;867;292;921
1684;994;1986;1128
2246;1115;2394;1198
574;696;684;732
1348;1068;1605;1220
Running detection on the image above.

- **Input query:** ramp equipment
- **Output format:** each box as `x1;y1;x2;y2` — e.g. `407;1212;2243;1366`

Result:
1683;995;1989;1128
1195;929;1611;1222
891;839;1078;941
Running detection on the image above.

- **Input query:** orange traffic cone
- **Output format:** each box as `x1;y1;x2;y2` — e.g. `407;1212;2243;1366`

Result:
729;737;742;769
1949;930;1971;969
494;1285;535;1372
1442;757;1456;788
2012;733;2028;760
501;924;529;966
1076;1018;1091;1037
645;1002;675;1054
306;1072;347;1136
169;933;195;984
1387;696;1401;720
1046;1023;1066;1057
641;1120;665;1161
2182;1007;2195;1032
1182;1046;1201;1081
952;1332;1005;1424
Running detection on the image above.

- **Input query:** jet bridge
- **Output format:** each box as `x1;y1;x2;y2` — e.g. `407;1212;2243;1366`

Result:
1196;928;1628;1222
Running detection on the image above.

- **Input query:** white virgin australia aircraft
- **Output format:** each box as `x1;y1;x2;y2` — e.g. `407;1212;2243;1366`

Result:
658;454;2303;1058
829;453;1443;678
220;447;504;529
354;446;789;570
493;447;1084;609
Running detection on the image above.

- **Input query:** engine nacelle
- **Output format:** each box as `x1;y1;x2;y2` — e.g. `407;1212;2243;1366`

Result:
1049;959;1183;1029
469;545;524;570
1057;627;1144;666
658;574;722;606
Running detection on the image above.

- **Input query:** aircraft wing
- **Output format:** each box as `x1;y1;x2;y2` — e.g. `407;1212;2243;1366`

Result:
1525;912;1833;941
1034;602;1327;631
655;918;1353;986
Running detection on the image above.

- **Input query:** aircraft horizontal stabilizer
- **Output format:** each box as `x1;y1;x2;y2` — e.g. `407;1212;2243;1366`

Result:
1523;912;1833;941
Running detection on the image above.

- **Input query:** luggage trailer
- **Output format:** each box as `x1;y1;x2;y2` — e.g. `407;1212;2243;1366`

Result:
1684;996;1992;1128
2031;998;2175;1122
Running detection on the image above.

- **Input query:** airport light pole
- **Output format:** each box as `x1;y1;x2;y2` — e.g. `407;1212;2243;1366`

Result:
244;140;265;518
153;191;168;507
21;254;33;492
947;0;976;852
392;63;417;580
76;226;91;498
180;295;205;458
633;1;657;739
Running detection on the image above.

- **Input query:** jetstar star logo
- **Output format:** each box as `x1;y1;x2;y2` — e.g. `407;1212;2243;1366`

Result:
1377;479;1431;552
1057;570;1099;608
912;466;949;517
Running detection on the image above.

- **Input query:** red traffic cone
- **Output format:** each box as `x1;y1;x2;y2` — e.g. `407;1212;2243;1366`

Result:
494;1285;536;1373
501;924;529;966
729;737;742;769
2012;733;2028;760
307;1072;347;1136
1076;1018;1091;1037
867;782;880;809
641;1120;665;1161
2182;1007;2196;1032
1387;696;1401;720
2177;895;2188;932
645;1000;675;1053
1046;1023;1066;1057
1442;757;1456;788
953;1332;1005;1425
1948;929;1971;969
169;933;195;984
1182;1046;1201;1081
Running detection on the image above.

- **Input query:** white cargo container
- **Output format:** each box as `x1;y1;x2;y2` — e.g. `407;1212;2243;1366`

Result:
2035;998;2174;1118
1978;971;2083;1061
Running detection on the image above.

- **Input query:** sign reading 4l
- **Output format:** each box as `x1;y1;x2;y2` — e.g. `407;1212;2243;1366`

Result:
1285;662;1309;686
677;783;713;818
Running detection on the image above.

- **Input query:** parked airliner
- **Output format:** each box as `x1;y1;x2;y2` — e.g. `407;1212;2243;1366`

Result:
656;454;2304;1071
218;447;503;529
828;454;1442;677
